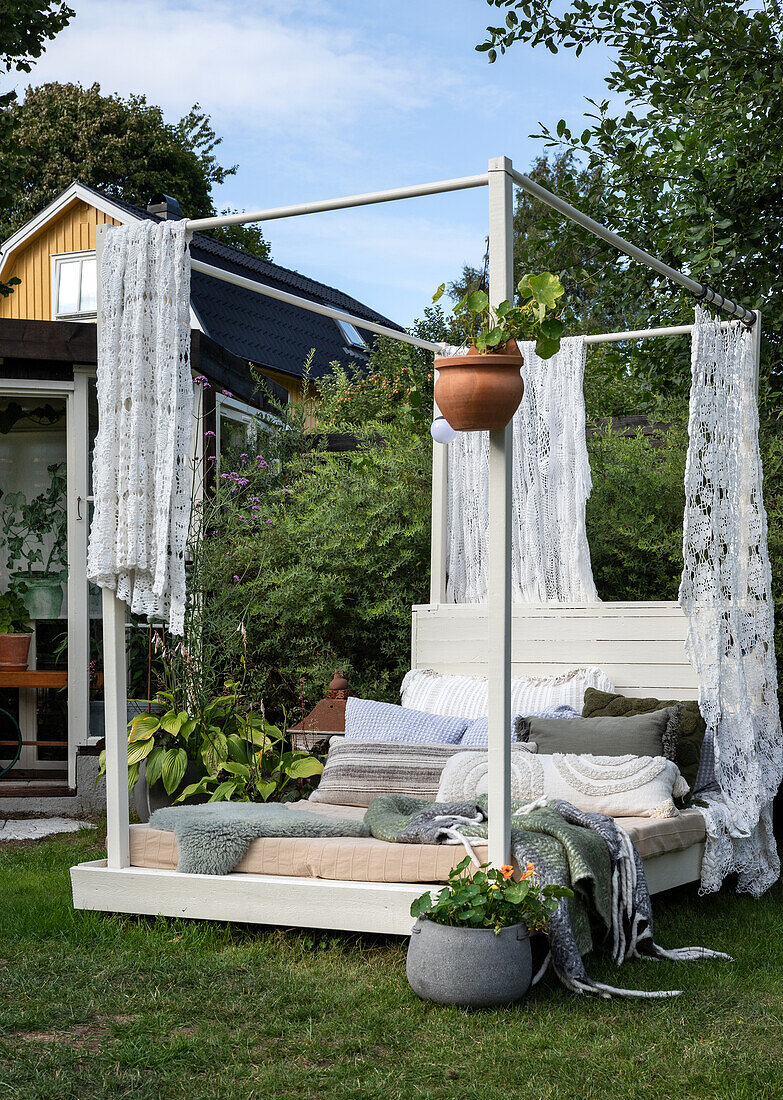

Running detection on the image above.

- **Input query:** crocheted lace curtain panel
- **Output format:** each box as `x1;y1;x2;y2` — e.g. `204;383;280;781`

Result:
680;307;782;896
87;220;193;635
446;336;599;603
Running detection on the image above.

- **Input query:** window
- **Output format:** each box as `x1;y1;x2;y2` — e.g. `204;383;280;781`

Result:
52;253;97;320
335;318;368;349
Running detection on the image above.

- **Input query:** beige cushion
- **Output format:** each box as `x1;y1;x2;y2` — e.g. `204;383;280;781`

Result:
128;803;705;879
438;750;689;819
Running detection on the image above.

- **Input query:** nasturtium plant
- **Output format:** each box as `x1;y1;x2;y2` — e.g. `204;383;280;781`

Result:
411;855;572;934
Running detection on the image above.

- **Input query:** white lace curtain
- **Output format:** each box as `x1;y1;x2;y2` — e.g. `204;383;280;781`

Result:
681;307;782;896
446;336;599;603
87;220;193;635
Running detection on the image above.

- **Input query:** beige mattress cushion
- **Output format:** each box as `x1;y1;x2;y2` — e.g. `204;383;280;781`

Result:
129;801;705;881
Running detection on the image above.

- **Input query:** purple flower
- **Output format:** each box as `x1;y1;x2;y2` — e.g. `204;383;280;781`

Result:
232;575;240;582
205;430;216;438
207;455;217;462
240;453;248;459
222;389;233;397
194;375;208;386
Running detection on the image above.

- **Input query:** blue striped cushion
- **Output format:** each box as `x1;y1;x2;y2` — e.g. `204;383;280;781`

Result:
343;696;469;744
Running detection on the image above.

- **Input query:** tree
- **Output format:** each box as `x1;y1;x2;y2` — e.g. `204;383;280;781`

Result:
1;82;271;260
0;2;75;295
476;0;783;391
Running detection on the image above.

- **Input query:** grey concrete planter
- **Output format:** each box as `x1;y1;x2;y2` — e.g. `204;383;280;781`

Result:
406;918;532;1008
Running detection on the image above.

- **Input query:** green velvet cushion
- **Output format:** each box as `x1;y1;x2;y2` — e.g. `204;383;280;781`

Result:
582;688;705;791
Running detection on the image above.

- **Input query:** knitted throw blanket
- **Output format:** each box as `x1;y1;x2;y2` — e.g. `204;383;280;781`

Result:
149;802;369;875
87;220;193;635
365;795;730;999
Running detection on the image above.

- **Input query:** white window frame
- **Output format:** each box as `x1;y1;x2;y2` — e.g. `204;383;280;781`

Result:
215;393;267;460
335;317;368;350
51;250;98;321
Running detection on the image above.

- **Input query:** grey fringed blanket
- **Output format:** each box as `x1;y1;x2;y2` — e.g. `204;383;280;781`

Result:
365;794;730;999
149;802;369;875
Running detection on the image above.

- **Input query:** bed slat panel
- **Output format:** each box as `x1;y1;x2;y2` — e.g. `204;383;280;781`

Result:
411;602;699;699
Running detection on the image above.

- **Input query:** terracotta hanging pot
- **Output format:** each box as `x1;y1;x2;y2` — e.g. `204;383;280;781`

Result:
434;339;524;431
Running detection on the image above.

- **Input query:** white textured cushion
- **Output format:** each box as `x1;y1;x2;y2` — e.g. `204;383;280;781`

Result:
343;697;469;744
400;667;616;719
437;751;689;818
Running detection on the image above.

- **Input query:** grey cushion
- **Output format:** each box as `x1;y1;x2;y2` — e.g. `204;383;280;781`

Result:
309;740;467;807
518;707;680;760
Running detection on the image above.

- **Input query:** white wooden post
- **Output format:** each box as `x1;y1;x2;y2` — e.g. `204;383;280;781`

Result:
751;311;762;397
429;399;449;604
486;156;515;866
95;223;130;869
66;370;91;788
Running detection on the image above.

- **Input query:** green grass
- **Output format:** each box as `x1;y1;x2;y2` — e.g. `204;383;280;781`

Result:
1;826;782;1100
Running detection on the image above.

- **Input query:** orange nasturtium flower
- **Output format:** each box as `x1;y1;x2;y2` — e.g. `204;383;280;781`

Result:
500;865;514;880
521;861;535;881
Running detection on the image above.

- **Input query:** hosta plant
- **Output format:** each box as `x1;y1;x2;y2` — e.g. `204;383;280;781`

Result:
433;272;566;359
411;855;572;934
97;679;323;801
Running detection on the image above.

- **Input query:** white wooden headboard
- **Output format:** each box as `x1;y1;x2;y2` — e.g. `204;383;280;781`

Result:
410;601;698;700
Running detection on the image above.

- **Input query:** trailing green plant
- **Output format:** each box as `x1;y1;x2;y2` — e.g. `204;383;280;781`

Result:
411;856;572;935
0;461;67;582
433;272;565;358
0;590;31;634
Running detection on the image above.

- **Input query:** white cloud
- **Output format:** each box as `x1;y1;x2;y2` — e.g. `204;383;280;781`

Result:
17;0;459;134
266;203;487;322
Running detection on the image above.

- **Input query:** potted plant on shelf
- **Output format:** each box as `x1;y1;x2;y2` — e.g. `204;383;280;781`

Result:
432;273;565;430
0;462;68;620
0;590;32;670
406;855;572;1007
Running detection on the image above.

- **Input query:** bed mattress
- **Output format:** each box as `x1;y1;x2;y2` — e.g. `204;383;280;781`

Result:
128;801;706;883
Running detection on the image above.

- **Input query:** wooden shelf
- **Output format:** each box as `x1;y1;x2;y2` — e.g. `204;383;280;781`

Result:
0;670;67;689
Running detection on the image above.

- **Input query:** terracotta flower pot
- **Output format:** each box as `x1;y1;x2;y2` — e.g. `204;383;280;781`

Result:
0;633;32;671
434;340;524;431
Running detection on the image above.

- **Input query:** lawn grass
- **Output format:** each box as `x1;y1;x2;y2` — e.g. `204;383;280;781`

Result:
1;825;782;1100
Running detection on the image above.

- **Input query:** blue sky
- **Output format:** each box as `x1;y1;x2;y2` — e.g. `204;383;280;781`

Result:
17;0;611;326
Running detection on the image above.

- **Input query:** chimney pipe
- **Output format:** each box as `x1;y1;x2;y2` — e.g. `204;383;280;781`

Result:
146;194;184;221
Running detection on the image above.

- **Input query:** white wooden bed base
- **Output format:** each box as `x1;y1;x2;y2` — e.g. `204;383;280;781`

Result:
70;844;703;936
70;601;704;932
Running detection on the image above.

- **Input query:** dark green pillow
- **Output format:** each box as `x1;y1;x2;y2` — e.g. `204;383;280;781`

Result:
582;688;705;791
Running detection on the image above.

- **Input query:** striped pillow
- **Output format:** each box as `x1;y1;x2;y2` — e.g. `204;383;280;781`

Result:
400;667;616;719
309;740;465;807
344;696;469;744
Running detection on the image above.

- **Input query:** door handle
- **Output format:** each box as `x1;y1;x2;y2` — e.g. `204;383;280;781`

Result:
76;496;82;520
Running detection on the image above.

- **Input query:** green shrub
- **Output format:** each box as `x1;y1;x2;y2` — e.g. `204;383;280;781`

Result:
195;340;783;719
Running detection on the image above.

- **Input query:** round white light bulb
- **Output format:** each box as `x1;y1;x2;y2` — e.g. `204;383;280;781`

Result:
430;415;458;445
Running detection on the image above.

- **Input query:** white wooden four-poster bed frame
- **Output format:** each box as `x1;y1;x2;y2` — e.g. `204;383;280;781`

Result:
70;157;760;934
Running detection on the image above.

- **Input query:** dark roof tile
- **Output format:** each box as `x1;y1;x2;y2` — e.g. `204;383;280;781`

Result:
81;184;401;381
